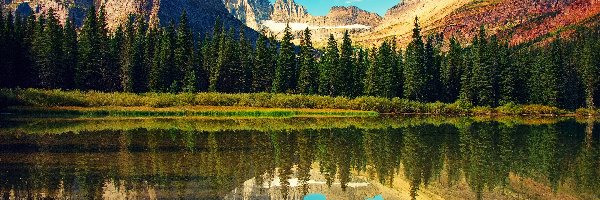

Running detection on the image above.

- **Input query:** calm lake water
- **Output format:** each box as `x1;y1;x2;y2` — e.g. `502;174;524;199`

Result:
0;117;598;200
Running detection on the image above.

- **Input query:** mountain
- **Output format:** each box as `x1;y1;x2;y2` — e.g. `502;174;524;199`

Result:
223;0;272;30
3;0;257;37
359;0;600;46
222;0;382;45
270;0;309;22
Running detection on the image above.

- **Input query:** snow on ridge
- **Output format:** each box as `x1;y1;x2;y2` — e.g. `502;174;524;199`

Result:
261;20;371;32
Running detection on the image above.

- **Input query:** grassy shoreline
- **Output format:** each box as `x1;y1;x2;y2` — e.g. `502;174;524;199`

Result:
1;88;599;117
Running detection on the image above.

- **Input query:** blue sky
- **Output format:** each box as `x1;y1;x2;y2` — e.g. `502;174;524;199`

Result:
268;0;400;16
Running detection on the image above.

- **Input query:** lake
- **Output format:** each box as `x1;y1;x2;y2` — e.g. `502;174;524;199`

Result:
0;117;598;199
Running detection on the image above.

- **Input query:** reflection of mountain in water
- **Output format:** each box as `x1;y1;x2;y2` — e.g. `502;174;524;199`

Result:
0;118;599;199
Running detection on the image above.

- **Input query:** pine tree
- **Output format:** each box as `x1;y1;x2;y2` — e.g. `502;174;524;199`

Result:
176;11;195;93
442;37;463;102
272;23;297;93
471;26;496;106
391;40;404;98
62;17;77;90
319;34;339;96
77;6;103;90
238;28;254;93
366;40;396;98
1;12;16;88
206;19;223;92
253;33;273;92
403;17;427;101
97;6;111;91
150;24;176;92
0;8;7;88
529;48;558;106
498;42;518;105
107;25;124;91
193;34;209;92
459;45;476;104
339;31;354;97
216;29;240;93
36;9;64;89
352;48;368;97
578;29;600;109
297;28;318;95
423;36;442;102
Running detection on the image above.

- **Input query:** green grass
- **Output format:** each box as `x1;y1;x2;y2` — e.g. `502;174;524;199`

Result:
0;88;594;116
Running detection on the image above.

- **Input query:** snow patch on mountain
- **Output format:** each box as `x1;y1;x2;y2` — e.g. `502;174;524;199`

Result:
262;20;371;32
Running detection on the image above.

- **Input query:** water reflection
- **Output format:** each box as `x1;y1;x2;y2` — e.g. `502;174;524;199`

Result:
0;118;598;199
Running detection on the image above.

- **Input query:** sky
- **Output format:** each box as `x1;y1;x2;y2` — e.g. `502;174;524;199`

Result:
268;0;399;16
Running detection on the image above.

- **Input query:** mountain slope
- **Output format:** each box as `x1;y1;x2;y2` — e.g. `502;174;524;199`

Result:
357;0;600;46
3;0;256;37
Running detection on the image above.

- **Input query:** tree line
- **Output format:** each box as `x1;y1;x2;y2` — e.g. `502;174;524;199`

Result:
1;7;599;109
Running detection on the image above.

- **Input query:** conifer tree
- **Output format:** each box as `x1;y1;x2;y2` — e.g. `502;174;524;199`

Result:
404;17;427;101
253;33;273;92
1;12;16;88
498;42;518;104
37;9;64;89
442;37;463;102
238;28;254;93
97;6;112;91
459;45;476;104
352;48;368;97
297;28;318;95
206;18;223;92
578;29;600;109
0;8;7;88
107;25;124;91
62;17;77;90
193;34;209;92
471;26;496;106
319;34;339;96
273;23;297;93
339;31;354;97
77;6;103;90
423;36;442;102
216;29;240;93
176;11;195;92
391;41;404;98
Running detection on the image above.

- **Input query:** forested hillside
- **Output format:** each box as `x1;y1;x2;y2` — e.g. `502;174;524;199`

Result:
1;7;599;110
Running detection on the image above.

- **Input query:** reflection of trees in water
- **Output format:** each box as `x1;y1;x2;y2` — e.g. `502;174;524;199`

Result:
0;121;599;199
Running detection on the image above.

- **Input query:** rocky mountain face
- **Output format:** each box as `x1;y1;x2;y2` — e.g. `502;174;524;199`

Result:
223;0;272;30
359;0;600;46
270;0;308;22
3;0;256;37
222;0;382;45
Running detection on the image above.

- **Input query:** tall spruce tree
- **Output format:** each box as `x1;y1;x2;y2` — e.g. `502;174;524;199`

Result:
77;6;103;90
339;31;354;97
352;48;368;97
36;9;64;89
423;36;442;102
107;25;124;91
192;34;209;92
442;37;463;102
471;26;497;106
238;28;254;93
216;29;240;93
272;23;297;93
62;17;77;90
176;11;195;93
404;17;427;101
253;33;273;92
319;34;339;96
297;28;318;95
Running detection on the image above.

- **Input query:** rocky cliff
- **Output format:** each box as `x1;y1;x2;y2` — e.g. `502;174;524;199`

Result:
223;0;272;30
3;0;256;37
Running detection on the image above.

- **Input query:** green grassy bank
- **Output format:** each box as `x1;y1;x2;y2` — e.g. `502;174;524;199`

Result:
1;88;599;116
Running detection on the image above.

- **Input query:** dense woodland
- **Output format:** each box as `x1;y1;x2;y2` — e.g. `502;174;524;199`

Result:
1;7;599;110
